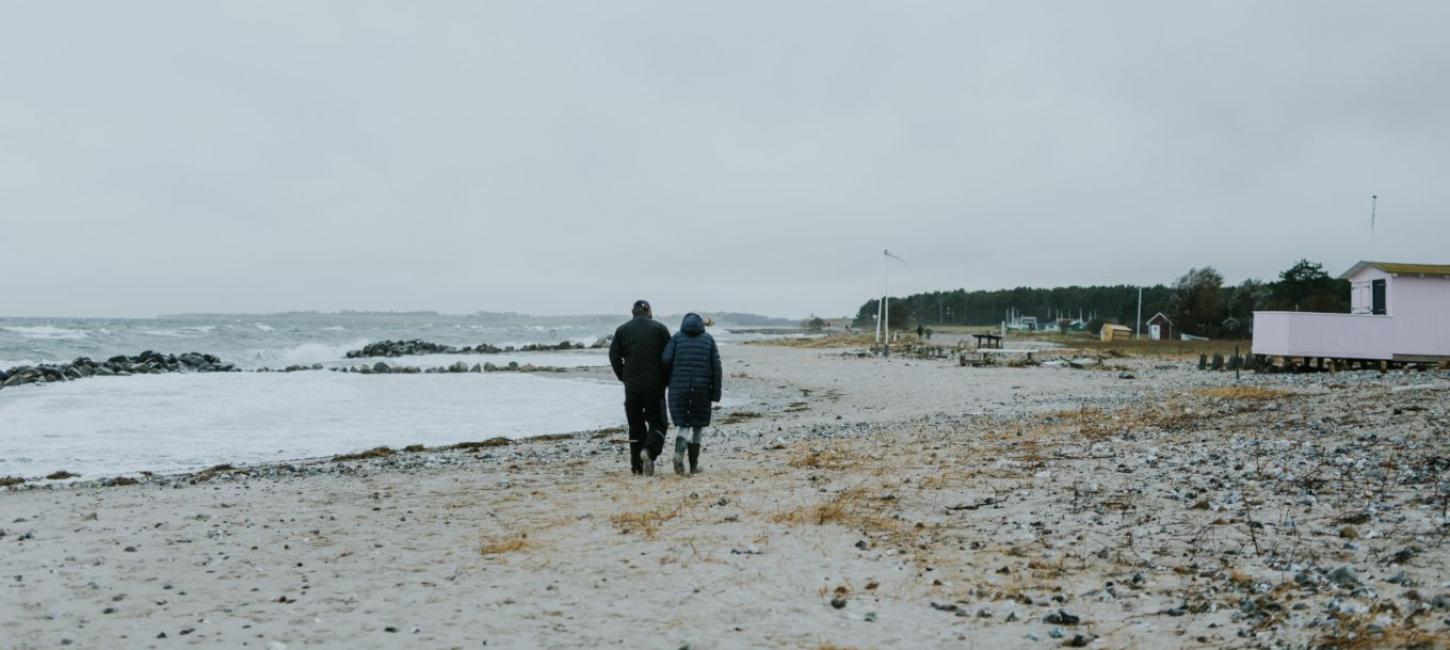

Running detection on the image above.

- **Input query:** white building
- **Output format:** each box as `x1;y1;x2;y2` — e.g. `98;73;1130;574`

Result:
1252;261;1450;363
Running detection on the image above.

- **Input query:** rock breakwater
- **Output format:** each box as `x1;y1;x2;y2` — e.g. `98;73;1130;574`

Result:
0;351;237;390
345;338;608;358
337;360;567;374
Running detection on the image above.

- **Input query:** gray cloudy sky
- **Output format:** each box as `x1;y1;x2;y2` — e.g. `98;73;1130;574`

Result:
3;1;1447;318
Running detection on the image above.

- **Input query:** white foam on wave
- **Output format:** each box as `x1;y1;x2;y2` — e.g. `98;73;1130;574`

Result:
139;329;187;337
1;326;88;340
0;372;625;477
0;359;46;369
254;323;275;332
247;339;372;368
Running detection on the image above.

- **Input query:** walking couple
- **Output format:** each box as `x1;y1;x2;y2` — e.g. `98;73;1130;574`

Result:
608;300;722;476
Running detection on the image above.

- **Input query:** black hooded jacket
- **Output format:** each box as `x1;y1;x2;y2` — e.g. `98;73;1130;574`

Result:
609;315;671;396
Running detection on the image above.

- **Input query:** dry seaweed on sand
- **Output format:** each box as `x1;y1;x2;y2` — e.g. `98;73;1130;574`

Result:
718;410;763;425
192;463;242;483
332;446;396;462
453;437;513;450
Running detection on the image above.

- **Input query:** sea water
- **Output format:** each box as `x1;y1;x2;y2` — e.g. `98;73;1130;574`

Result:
0;313;756;477
0;372;624;477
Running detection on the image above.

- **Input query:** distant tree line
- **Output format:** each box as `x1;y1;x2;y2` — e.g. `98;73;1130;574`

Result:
853;259;1349;339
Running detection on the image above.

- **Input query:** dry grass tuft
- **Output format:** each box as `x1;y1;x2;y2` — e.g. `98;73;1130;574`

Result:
45;470;79;480
0;476;25;487
402;444;427;453
1313;613;1446;649
479;534;531;555
1194;386;1295;401
332;446;395;462
1043;335;1250;359
105;476;140;487
529;433;575;442
771;487;898;534
610;505;683;537
788;444;860;470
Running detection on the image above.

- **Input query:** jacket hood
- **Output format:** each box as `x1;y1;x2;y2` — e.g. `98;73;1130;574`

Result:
680;313;706;336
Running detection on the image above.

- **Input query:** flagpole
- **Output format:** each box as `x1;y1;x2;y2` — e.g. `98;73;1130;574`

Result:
881;250;907;357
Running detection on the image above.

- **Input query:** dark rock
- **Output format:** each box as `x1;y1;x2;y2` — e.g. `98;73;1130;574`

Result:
1327;566;1359;588
1043;610;1080;625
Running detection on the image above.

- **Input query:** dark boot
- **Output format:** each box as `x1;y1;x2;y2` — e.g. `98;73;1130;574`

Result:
688;443;701;474
672;436;687;476
629;440;643;475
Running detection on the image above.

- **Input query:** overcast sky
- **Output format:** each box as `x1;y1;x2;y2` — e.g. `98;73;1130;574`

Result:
3;1;1446;318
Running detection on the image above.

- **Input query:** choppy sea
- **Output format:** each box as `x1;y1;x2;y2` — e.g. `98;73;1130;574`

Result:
0;313;755;478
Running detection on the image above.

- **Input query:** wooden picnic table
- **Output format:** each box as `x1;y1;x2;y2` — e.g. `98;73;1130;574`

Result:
973;333;1003;349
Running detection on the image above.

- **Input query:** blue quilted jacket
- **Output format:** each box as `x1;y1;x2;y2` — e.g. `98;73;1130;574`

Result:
661;313;722;427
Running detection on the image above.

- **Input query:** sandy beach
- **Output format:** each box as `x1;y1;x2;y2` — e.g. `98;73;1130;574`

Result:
3;342;1449;649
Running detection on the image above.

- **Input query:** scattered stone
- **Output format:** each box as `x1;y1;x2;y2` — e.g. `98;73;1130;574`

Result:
1328;566;1360;588
1044;610;1080;625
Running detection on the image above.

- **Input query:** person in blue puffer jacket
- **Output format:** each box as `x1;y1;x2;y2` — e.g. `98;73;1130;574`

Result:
661;312;722;475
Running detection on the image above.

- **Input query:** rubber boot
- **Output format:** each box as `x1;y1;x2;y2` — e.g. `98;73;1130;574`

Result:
672;436;688;476
629;441;643;475
688;443;701;474
639;445;654;477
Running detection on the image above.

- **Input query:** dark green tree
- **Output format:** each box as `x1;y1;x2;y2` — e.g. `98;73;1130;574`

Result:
1170;267;1225;337
1269;259;1349;312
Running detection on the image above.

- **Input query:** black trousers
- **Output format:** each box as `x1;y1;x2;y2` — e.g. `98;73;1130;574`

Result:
624;391;667;472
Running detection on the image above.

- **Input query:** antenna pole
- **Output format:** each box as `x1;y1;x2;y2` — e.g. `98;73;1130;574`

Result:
1371;194;1378;257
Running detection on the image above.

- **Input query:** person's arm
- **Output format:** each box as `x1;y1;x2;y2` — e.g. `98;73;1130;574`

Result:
661;336;676;376
709;337;722;403
608;329;625;382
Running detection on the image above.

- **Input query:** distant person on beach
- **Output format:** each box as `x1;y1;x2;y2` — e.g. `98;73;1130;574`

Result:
661;313;722;476
609;300;671;476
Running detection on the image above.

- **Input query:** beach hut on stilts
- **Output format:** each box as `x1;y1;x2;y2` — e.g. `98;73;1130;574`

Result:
1251;261;1450;371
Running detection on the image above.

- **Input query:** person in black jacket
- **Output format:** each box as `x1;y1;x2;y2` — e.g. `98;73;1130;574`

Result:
609;300;671;476
661;312;722;475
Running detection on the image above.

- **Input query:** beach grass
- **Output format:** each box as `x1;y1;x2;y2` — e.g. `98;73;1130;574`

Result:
479;534;531;555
